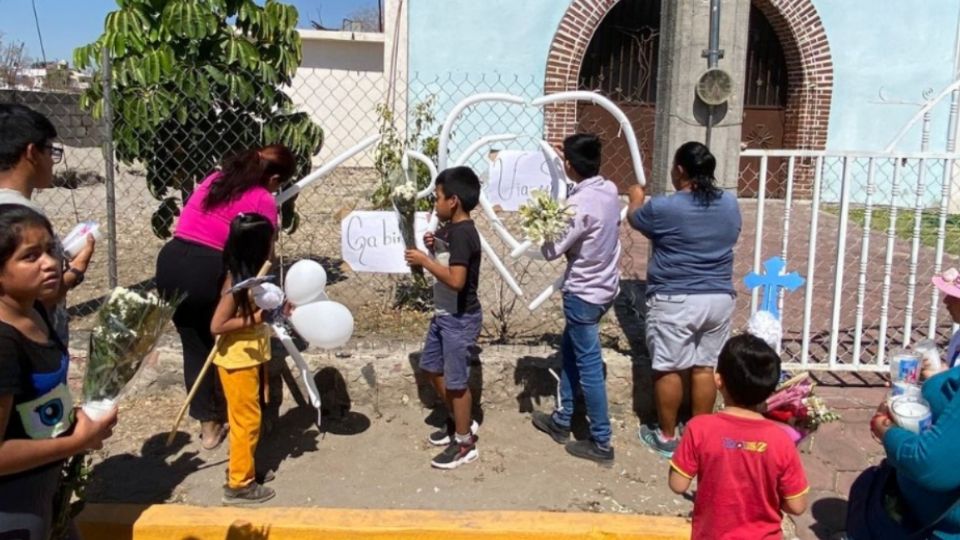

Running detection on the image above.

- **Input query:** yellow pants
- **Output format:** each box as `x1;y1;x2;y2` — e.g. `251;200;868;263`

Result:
217;365;261;489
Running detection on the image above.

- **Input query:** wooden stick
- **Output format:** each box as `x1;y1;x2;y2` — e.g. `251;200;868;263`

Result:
166;260;272;446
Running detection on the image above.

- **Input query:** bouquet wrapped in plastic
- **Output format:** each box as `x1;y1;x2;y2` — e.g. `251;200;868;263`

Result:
517;189;575;245
391;175;424;280
81;287;180;419
762;372;840;444
53;286;179;539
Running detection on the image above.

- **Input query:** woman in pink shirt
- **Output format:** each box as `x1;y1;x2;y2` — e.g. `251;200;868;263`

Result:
155;145;295;450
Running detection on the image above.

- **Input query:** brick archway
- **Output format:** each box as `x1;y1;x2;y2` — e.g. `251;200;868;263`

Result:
543;0;833;152
751;0;833;150
542;0;622;145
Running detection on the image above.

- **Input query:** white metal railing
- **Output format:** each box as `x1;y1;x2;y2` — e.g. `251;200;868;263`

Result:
740;149;960;372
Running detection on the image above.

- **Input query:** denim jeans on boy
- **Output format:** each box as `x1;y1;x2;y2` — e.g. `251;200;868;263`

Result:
552;292;613;447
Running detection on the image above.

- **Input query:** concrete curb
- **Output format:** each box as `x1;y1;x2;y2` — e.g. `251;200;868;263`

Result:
78;503;691;539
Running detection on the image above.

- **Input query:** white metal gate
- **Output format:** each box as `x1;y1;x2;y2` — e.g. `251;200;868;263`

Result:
740;149;960;372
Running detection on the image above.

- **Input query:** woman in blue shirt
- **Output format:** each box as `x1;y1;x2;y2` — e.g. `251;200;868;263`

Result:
871;367;960;537
866;269;960;537
626;142;742;458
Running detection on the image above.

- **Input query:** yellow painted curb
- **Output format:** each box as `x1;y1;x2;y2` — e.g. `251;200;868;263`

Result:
78;503;691;540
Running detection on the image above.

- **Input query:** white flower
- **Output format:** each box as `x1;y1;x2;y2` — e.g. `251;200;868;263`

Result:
391;182;418;201
517;189;575;244
943;267;960;284
747;310;782;350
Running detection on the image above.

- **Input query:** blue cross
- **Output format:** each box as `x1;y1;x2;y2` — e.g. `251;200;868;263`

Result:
743;257;805;321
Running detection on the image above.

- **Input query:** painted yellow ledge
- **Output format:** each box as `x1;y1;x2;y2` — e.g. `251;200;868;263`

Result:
78;504;691;540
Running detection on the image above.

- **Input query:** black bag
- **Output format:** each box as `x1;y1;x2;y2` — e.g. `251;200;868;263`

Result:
846;460;960;540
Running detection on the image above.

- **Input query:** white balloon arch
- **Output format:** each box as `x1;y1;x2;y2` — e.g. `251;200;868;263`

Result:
273;90;648;312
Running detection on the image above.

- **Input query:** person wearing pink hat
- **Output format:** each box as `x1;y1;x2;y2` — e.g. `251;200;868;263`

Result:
931;267;960;372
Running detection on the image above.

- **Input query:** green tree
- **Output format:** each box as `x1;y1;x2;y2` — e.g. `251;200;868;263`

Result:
74;0;324;238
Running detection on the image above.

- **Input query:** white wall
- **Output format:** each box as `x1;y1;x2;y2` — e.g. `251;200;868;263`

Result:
291;31;384;167
291;0;408;169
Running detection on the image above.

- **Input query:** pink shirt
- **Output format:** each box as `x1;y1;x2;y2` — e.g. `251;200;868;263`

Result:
175;172;278;251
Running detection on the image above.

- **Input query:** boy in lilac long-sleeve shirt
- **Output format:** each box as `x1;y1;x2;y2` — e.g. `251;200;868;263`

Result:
531;133;622;464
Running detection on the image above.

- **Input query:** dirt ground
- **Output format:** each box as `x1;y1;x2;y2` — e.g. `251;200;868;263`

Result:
77;343;690;517
64;336;887;540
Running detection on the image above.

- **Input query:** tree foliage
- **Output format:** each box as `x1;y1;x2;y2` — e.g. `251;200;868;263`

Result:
74;0;324;238
371;95;439;212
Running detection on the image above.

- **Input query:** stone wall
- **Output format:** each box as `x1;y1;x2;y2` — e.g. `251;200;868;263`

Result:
0;89;102;148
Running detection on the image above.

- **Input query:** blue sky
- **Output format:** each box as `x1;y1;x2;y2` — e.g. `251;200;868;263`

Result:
0;0;379;64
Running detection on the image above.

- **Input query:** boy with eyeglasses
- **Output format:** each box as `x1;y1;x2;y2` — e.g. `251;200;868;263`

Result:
0;103;95;343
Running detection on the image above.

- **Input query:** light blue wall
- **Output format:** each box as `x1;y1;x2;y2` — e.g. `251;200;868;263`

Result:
408;1;564;166
814;0;960;152
408;0;561;82
408;0;960;159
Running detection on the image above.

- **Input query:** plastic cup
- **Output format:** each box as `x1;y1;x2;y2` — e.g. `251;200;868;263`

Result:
81;398;117;421
889;396;933;434
62;221;102;260
914;339;943;372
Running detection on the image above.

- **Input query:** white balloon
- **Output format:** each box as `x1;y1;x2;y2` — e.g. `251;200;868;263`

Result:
252;283;285;310
284;260;327;306
290;300;354;349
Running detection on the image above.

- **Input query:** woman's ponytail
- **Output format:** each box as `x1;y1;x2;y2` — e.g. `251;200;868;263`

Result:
674;141;722;206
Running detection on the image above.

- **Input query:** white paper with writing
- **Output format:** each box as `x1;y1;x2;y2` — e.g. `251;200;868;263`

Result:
485;150;559;211
341;211;429;273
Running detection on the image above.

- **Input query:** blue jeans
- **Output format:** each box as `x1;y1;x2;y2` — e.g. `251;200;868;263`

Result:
552;293;612;446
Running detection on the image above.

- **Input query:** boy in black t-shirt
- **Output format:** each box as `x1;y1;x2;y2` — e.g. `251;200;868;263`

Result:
404;166;483;469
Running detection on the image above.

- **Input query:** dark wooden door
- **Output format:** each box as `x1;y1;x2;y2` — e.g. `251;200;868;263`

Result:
739;4;789;198
577;0;660;192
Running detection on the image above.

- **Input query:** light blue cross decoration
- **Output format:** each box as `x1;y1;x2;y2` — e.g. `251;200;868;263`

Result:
743;257;805;321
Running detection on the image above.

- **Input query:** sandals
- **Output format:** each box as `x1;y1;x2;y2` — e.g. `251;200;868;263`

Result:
200;422;228;450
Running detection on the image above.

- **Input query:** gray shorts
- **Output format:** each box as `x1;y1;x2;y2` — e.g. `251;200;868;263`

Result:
645;293;735;372
419;311;482;391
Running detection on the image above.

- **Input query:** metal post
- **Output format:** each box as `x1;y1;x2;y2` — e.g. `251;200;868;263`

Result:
702;0;723;147
101;47;118;289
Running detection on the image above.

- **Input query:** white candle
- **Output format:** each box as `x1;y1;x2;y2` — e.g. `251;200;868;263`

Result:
890;396;933;434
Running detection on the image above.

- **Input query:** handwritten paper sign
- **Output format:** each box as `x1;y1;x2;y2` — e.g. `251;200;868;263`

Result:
486;150;561;211
341;211;429;273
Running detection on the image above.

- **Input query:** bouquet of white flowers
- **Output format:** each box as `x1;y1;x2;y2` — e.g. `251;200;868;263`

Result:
391;173;424;279
81;287;180;418
517;189;575;245
53;286;179;539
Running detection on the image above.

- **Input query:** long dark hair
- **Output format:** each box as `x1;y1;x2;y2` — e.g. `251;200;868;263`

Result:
203;144;296;211
0;204;55;268
222;213;275;322
674;141;722;206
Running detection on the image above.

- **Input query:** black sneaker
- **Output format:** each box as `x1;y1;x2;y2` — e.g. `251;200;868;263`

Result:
222;482;276;505
428;419;479;446
531;411;571;444
430;436;479;469
565;439;614;465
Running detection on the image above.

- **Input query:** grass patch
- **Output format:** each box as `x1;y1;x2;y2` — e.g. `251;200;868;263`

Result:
824;206;960;257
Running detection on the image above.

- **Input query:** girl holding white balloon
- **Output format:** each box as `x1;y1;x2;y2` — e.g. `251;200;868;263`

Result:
209;213;282;505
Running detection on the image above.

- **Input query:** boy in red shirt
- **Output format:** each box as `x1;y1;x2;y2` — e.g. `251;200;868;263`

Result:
668;334;809;539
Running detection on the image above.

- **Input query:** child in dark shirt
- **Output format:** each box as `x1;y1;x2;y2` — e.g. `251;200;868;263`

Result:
405;167;483;469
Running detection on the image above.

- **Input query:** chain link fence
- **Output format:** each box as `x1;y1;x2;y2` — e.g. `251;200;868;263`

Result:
4;63;960;368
